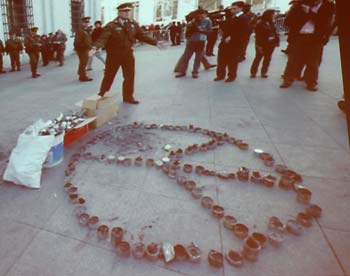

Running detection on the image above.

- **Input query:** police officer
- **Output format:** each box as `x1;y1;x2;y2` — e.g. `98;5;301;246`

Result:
0;39;6;73
5;32;23;72
54;29;67;66
74;16;93;82
89;3;165;104
24;27;42;78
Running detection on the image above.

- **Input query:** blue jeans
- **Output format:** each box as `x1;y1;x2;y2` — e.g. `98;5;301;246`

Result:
177;40;205;74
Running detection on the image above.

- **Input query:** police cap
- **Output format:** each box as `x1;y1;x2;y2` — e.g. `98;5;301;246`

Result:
81;16;91;22
31;27;39;31
117;3;133;11
231;1;245;8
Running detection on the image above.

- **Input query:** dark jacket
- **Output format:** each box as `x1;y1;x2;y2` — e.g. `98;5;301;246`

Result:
74;28;92;51
220;13;250;50
284;0;335;44
93;18;157;55
0;40;5;54
24;33;42;53
53;32;67;49
255;19;280;48
5;38;23;53
91;27;103;42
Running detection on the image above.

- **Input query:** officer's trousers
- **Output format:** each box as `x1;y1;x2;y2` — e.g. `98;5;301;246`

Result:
283;34;323;86
216;43;239;80
99;52;135;100
76;50;89;78
28;52;39;74
9;51;21;70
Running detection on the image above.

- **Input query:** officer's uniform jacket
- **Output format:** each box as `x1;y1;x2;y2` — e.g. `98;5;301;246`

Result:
24;33;41;53
74;28;92;51
93;17;157;55
5;38;23;53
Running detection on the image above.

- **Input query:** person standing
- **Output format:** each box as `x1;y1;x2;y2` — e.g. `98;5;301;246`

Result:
0;39;7;73
40;35;50;66
24;27;42;78
214;1;250;82
175;9;212;79
54;30;67;66
74;16;93;82
280;0;335;91
5;32;23;72
250;9;280;78
89;3;166;104
169;22;177;46
239;4;258;62
86;21;105;71
175;22;182;45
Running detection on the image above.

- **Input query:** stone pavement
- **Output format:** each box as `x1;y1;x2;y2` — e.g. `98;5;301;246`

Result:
0;37;349;276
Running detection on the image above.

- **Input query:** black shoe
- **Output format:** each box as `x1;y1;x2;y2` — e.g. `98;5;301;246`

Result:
32;73;40;78
123;98;139;104
86;68;92;71
306;84;318;92
192;73;198;79
17;68;21;71
175;73;186;78
0;70;6;74
225;77;235;82
261;74;268;78
280;81;292;88
250;74;256;78
205;64;216;70
79;77;93;82
10;69;16;72
214;77;224;81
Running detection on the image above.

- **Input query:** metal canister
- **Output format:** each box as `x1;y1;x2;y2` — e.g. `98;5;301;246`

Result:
186;242;201;263
115;241;131;257
132;242;146;259
111;227;124;246
242;236;261;262
208;250;224;268
233;223;249;239
225;250;243;267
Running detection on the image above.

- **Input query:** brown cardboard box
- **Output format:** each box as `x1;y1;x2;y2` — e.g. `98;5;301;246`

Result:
85;105;118;129
81;93;118;110
77;93;120;129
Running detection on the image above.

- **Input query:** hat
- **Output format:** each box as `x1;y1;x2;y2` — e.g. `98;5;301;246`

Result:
231;1;245;8
31;27;38;31
81;16;91;22
94;20;102;25
117;3;133;11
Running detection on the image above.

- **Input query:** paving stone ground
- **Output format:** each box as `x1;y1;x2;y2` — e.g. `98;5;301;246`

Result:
0;36;349;276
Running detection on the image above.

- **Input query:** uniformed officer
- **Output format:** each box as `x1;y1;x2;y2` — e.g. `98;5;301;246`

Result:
0;39;6;73
89;3;166;104
53;30;67;66
24;27;42;78
5;32;23;71
74;16;93;82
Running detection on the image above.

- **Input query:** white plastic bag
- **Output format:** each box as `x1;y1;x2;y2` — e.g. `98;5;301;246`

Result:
3;120;55;189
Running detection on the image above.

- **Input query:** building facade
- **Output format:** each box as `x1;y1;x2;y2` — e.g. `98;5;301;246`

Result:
101;0;290;27
0;0;101;59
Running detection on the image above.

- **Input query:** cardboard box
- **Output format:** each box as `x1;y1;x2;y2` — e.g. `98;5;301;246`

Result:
77;93;120;129
85;105;117;129
81;93;119;110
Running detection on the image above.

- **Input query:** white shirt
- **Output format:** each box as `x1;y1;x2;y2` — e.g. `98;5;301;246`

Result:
300;2;322;34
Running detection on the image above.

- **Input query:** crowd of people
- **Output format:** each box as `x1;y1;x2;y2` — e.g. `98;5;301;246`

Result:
0;1;342;110
0;29;67;77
